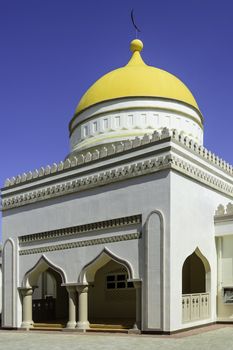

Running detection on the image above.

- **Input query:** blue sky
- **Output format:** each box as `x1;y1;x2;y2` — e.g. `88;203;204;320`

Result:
0;1;233;201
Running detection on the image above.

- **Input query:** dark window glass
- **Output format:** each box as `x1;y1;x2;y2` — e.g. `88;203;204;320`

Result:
107;282;115;289
107;275;115;282
117;274;126;281
117;282;126;288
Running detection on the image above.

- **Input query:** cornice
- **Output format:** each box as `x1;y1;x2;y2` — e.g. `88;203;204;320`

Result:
19;215;141;244
19;232;141;256
2;128;233;211
3;128;233;192
1;154;172;210
2;152;233;211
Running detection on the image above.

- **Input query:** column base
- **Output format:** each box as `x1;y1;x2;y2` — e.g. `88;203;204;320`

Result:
66;321;77;329
76;321;90;330
128;323;141;334
21;321;34;330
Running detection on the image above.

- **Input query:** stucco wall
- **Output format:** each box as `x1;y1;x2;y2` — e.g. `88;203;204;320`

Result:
170;170;230;331
2;170;171;329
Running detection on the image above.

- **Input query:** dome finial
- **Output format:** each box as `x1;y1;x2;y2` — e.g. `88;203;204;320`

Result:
130;39;143;53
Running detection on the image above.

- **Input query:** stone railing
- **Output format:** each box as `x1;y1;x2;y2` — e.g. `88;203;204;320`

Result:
182;293;210;323
4;128;233;189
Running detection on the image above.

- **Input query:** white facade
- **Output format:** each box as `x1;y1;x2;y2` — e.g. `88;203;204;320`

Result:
1;39;233;333
1;126;233;332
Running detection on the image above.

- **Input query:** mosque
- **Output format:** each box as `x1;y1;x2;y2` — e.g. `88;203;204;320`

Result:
1;38;233;334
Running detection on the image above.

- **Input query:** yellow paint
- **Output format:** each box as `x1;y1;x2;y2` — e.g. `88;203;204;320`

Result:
75;39;200;115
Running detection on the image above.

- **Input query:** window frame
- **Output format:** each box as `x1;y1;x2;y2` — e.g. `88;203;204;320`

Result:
105;272;134;290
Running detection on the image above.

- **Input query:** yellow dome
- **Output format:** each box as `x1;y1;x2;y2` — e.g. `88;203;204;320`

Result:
75;39;200;115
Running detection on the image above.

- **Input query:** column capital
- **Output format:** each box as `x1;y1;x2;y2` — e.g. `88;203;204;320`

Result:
76;284;89;294
18;287;33;297
61;283;77;293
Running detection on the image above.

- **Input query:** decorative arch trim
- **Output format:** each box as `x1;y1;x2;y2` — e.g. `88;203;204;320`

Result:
194;247;211;272
144;210;165;331
182;247;211;273
78;247;134;284
22;254;67;288
2;238;16;327
3;238;15;252
145;210;165;233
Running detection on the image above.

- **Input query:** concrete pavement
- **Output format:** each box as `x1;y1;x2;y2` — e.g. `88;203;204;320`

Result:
0;325;232;350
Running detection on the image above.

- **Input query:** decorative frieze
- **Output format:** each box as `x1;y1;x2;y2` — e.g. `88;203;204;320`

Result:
2;154;173;210
172;156;233;197
4;128;233;190
19;232;141;256
19;215;141;244
2;152;233;210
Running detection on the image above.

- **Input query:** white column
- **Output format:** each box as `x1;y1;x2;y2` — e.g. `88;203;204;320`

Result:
66;286;77;329
20;288;33;329
76;285;90;330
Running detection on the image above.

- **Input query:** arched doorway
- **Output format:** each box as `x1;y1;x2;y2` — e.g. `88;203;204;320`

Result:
78;248;140;331
89;260;136;328
182;248;210;323
32;268;68;325
21;256;68;328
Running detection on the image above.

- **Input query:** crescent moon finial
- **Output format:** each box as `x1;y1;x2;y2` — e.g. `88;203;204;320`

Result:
131;9;141;38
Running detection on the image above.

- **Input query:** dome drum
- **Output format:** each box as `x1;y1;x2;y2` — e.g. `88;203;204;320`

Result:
69;98;203;154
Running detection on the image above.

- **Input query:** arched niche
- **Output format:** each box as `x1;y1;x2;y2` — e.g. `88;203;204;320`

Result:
182;248;211;294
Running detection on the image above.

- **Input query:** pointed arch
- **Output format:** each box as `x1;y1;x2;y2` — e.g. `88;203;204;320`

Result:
22;255;67;288
78;247;134;284
182;247;211;294
194;247;211;272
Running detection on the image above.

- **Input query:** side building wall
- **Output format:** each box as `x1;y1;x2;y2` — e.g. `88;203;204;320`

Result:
170;170;231;332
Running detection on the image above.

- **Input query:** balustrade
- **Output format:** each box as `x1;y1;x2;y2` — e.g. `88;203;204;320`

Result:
182;293;210;323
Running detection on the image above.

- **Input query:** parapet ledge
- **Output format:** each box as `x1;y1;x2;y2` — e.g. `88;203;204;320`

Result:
215;203;233;218
3;128;233;189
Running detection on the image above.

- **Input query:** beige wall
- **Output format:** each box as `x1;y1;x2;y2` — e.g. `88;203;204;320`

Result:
89;260;136;322
217;236;233;319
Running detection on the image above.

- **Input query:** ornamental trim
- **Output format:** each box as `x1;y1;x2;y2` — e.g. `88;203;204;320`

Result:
4;128;233;189
19;215;141;244
2;155;172;210
2;152;233;210
19;232;141;256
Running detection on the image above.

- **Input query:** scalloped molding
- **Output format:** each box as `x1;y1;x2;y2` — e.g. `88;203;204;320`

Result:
19;215;141;244
2;154;172;210
2;153;233;210
19;232;141;256
4;128;233;189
